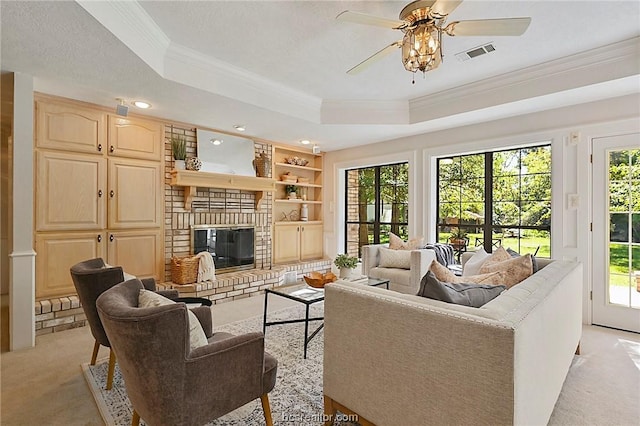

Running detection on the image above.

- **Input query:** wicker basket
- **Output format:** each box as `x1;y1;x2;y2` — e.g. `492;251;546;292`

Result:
171;256;199;284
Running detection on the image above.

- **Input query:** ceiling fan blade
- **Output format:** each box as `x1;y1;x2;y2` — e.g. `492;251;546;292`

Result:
347;41;403;75
336;10;405;29
445;17;532;36
430;0;463;18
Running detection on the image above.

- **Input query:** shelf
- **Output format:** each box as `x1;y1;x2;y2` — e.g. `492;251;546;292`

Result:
169;169;275;210
275;181;322;188
274;220;322;225
273;145;321;156
275;199;322;204
274;162;322;172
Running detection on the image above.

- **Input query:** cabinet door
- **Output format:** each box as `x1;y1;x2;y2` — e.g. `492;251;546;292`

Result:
36;151;106;231
108;115;163;161
36;101;106;154
300;223;323;260
35;232;106;299
273;224;300;263
107;229;163;281
108;158;162;229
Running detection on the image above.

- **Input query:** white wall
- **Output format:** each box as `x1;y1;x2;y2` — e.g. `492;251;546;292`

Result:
323;93;640;324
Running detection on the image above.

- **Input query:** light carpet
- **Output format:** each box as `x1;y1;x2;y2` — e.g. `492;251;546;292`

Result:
83;304;640;426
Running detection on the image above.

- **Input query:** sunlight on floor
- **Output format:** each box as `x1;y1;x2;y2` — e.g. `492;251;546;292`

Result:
618;338;640;371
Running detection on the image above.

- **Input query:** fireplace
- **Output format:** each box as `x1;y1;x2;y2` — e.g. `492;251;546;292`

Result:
191;225;255;273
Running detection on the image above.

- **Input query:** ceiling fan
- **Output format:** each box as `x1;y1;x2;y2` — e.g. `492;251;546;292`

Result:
337;0;531;82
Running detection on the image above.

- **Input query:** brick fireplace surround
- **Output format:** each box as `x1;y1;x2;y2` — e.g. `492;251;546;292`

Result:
35;125;330;335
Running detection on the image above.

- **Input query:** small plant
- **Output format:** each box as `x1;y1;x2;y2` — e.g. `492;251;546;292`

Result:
449;227;468;240
171;135;186;160
285;185;299;194
334;253;358;269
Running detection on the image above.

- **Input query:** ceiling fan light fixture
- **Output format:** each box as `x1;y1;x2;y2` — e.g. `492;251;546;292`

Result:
402;25;442;73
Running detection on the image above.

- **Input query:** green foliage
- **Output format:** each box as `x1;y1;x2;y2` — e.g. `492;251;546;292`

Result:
334;253;358;269
285;185;298;194
449;227;468;240
171;135;186;160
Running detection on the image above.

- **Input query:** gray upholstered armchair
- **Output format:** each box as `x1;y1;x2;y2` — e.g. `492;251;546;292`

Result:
361;244;436;294
70;258;178;389
96;279;278;426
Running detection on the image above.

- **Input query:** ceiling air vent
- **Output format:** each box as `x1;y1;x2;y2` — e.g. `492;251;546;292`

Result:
455;43;496;62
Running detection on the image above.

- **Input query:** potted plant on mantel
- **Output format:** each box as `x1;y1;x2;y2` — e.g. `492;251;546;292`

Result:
171;135;187;170
334;253;358;279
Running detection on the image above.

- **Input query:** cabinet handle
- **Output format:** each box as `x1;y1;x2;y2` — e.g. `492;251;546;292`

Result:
109;234;114;242
297;227;300;231
301;227;304;231
97;235;102;242
110;145;114;153
98;189;103;197
110;190;114;198
98;143;102;152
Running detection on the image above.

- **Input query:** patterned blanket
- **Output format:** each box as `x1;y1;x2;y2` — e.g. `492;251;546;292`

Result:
422;243;455;266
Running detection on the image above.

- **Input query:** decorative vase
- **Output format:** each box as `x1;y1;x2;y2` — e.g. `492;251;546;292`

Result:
186;156;202;171
288;192;297;200
174;159;186;170
253;151;270;177
300;203;308;221
339;267;352;279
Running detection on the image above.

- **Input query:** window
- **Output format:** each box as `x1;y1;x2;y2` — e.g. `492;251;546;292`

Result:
437;145;551;258
345;163;409;257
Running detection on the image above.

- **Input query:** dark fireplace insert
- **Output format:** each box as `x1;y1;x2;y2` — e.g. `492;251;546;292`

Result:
191;225;255;273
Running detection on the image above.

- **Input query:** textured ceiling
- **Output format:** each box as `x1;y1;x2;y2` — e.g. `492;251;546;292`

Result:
1;1;639;151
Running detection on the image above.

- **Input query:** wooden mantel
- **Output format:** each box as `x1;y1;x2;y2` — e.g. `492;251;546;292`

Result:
170;169;276;210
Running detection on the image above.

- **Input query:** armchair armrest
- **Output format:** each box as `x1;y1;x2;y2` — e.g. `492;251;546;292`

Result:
156;289;179;300
409;249;437;289
190;306;213;337
362;244;388;276
140;277;157;291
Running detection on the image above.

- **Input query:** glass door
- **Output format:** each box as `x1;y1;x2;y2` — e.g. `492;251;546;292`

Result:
592;133;640;333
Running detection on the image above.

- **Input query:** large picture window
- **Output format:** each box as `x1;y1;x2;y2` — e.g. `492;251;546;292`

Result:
345;163;409;257
437;145;551;258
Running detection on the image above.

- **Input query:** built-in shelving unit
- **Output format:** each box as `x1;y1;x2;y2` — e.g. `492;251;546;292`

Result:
272;145;324;263
169;169;276;210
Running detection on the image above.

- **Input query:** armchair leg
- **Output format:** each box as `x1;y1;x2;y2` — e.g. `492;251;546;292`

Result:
260;394;273;426
131;410;140;426
106;349;116;390
324;395;337;426
90;340;100;365
575;342;581;355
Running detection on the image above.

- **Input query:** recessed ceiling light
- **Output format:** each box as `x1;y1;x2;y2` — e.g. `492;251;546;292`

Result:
234;125;246;132
133;101;151;109
211;139;223;146
300;140;310;145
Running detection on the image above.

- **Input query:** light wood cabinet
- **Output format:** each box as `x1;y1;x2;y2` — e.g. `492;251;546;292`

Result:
108;115;164;161
36;101;106;154
300;223;323;260
272;145;324;263
35;231;106;299
36;151;106;231
108;158;162;229
273;223;302;263
106;229;163;280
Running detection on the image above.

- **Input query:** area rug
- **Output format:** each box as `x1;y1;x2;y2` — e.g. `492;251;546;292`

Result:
82;303;341;426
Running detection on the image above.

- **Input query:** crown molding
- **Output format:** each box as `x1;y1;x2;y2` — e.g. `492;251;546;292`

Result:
164;43;322;123
75;0;169;74
409;37;640;124
321;100;409;124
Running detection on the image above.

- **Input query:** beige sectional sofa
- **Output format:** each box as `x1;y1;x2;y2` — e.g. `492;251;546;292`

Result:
324;255;582;426
362;243;436;294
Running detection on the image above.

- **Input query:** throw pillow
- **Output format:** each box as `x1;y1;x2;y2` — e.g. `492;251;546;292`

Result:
478;253;534;288
506;247;539;273
462;247;489;276
417;271;506;308
378;247;412;269
389;232;424;250
138;289;208;351
103;262;136;281
429;260;506;285
482;246;512;265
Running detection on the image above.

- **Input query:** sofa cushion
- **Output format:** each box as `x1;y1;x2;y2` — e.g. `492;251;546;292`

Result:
462;247;490;276
378;247;412;269
389;232;424;250
429;260;506;285
138;289;208;350
506;247;539;273
417;271;506;307
478;253;534;288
